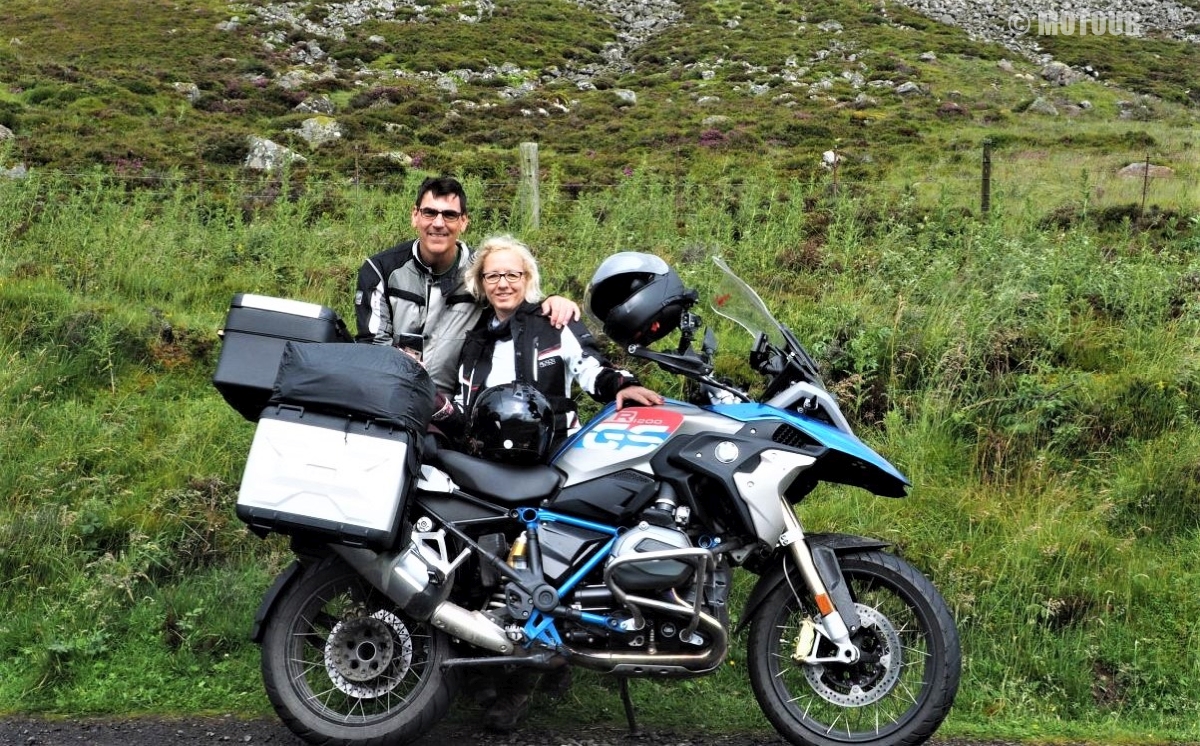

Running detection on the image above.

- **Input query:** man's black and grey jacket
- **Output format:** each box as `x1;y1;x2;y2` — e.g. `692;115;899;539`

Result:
353;239;480;394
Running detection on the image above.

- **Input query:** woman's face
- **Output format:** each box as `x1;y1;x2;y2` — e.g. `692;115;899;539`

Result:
480;249;528;320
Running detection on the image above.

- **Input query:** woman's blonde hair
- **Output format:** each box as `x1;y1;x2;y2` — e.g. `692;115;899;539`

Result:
466;234;544;303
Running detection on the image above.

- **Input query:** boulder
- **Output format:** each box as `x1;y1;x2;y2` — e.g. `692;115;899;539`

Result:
1117;163;1174;179
297;117;342;147
244;136;306;171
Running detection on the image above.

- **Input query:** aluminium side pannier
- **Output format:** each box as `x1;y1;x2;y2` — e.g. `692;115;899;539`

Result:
235;342;436;550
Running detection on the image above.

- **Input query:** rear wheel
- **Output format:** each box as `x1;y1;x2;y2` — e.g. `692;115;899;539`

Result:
747;551;960;746
261;557;457;745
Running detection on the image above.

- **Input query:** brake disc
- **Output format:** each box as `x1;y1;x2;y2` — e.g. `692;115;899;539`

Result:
803;603;903;706
324;611;414;698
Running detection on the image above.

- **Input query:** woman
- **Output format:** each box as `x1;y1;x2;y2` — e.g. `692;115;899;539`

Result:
433;233;663;450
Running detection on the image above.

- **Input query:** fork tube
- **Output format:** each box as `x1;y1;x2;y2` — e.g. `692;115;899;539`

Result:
777;497;860;663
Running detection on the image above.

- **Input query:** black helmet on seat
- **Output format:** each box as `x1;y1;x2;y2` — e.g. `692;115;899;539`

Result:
466;382;555;465
587;252;695;346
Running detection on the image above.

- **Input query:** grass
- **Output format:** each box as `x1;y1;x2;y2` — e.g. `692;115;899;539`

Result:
1;169;1199;743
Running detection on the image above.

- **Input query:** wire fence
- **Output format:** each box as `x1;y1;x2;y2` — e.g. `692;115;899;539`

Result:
3;140;1195;224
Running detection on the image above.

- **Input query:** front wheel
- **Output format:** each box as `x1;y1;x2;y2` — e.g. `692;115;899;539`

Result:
261;556;457;745
748;550;961;746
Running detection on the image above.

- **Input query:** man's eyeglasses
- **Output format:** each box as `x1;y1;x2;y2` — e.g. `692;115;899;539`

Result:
417;207;464;221
481;271;525;285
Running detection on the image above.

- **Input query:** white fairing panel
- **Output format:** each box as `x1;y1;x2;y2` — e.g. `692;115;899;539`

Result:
556;404;742;487
733;449;817;544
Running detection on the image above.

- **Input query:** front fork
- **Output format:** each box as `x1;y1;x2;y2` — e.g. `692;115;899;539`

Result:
777;496;863;664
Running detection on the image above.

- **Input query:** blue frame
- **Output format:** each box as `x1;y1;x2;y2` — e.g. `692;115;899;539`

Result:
518;508;628;646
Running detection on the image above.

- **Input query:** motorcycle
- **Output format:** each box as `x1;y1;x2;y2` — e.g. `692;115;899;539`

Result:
221;255;961;746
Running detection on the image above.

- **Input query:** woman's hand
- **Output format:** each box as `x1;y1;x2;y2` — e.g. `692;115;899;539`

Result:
616;385;665;409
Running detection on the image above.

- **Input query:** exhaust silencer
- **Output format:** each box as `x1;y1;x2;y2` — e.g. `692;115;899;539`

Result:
332;540;452;620
332;539;514;655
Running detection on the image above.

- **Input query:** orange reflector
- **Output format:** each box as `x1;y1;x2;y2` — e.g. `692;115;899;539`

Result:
815;593;835;616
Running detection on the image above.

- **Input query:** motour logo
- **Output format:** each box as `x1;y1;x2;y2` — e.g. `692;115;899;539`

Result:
1008;9;1144;37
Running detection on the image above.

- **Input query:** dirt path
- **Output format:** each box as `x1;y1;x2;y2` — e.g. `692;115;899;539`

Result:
0;715;796;745
0;715;1037;746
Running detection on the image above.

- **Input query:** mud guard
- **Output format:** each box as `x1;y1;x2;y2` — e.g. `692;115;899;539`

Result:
735;533;892;635
250;560;303;643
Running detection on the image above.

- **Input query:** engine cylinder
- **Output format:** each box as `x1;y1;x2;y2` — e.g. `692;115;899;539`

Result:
609;524;694;591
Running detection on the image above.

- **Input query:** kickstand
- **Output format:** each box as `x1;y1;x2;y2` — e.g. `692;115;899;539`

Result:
618;676;639;735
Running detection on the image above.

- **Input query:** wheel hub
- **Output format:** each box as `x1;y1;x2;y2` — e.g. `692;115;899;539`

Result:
803;603;903;706
324;611;414;698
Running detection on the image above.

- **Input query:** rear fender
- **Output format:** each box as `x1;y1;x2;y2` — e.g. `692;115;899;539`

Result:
250;560;304;643
735;533;892;635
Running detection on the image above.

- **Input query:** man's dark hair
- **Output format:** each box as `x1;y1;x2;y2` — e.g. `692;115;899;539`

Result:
415;176;468;214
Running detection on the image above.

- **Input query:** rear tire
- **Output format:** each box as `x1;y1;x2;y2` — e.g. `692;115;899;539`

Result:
747;551;960;746
261;557;457;745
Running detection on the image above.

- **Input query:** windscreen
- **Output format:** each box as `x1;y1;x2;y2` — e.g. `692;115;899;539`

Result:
708;256;788;351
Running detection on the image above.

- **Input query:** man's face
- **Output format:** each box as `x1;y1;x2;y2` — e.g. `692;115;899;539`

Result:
411;192;469;272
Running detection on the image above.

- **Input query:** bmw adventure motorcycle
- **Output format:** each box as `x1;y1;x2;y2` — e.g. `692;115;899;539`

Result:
219;255;960;746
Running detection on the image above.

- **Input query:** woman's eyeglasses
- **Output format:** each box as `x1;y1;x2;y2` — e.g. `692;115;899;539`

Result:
481;271;525;285
417;207;464;221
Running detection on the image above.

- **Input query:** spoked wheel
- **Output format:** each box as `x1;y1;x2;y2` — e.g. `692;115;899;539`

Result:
748;551;961;746
261;557;457;745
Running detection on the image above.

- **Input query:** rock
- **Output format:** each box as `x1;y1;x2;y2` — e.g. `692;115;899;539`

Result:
172;82;200;102
613;89;637;105
373;152;414;166
895;81;922;95
297;116;342;146
1026;97;1059;115
1040;61;1084;86
2;162;27;179
294;95;335;114
1117;163;1174;178
919;51;937;61
0;124;14;141
853;93;878;109
244;136;306;171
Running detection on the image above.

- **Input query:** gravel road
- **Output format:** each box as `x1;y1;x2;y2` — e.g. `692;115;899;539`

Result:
0;715;1037;746
0;715;790;745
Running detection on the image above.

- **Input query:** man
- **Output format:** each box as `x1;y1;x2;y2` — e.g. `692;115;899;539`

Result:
354;175;578;394
353;176;577;731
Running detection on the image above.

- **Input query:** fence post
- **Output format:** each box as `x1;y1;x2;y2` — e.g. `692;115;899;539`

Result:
1139;149;1151;221
519;142;540;230
981;138;992;215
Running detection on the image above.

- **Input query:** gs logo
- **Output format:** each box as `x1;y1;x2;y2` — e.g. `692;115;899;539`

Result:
579;424;671;451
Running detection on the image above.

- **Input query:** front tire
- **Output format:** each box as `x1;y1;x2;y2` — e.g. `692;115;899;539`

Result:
261;557;457;745
748;550;960;746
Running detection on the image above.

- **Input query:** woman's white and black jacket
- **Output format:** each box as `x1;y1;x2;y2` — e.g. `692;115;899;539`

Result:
353;239;481;394
437;302;640;445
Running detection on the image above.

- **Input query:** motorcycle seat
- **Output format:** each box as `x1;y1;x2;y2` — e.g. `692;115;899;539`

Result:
433;449;564;504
